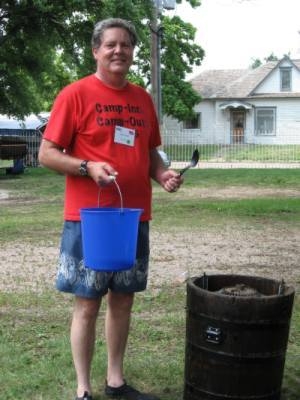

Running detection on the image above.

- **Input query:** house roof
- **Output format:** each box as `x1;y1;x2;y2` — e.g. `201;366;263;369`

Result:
191;58;300;100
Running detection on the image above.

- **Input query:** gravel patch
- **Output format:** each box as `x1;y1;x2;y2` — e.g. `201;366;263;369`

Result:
1;224;299;293
1;186;299;293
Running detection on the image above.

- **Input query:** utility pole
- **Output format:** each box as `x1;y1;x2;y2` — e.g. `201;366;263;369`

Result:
150;20;163;124
150;2;162;124
150;0;175;124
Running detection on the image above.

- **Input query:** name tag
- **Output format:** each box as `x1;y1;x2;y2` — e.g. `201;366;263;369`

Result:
114;126;135;147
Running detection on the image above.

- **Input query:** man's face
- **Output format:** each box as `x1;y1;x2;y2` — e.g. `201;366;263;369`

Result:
93;27;134;77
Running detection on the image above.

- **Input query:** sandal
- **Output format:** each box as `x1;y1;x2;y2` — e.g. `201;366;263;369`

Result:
75;391;93;400
104;380;160;400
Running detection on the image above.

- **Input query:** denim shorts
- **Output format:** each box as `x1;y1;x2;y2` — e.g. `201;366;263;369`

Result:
56;220;150;298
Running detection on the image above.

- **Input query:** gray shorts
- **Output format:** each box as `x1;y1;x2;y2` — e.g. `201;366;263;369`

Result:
56;221;150;298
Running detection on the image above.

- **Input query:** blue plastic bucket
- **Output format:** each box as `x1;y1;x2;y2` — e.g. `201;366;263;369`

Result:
80;207;143;272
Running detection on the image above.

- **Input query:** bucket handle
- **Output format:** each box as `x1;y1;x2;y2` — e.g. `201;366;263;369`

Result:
97;177;124;212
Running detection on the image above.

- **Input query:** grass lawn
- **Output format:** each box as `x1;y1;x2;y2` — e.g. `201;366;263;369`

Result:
0;167;299;399
164;144;300;162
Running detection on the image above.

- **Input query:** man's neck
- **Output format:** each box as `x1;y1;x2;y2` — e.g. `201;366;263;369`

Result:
94;71;127;89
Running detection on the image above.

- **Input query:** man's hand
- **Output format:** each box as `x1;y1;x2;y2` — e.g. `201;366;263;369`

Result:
159;169;183;193
87;161;118;186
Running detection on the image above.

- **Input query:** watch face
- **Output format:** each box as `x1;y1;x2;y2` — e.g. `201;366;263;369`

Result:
79;161;88;175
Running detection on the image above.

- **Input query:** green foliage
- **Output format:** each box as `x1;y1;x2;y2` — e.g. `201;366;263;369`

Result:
250;58;262;69
265;52;279;62
0;0;105;117
250;52;280;69
160;16;203;119
0;0;204;120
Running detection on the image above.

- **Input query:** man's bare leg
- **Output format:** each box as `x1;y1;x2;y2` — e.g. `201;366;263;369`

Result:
71;296;101;397
105;291;134;387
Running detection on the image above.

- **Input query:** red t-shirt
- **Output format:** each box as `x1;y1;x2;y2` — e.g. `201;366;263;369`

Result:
43;75;161;221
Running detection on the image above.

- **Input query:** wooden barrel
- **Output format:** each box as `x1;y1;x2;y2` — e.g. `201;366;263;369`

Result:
184;274;295;400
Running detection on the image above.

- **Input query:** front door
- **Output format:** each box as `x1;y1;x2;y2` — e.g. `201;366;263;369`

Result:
231;110;245;144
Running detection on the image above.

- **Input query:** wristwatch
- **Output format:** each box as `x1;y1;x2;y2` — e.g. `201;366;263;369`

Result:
79;160;89;176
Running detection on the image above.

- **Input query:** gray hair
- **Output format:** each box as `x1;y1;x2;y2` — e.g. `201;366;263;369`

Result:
91;18;138;49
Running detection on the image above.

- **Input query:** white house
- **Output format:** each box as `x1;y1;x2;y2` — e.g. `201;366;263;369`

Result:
163;56;300;145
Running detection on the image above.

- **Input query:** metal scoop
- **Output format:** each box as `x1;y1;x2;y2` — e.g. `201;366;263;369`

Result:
179;149;199;176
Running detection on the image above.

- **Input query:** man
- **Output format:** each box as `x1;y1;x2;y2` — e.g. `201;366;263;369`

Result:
39;18;182;400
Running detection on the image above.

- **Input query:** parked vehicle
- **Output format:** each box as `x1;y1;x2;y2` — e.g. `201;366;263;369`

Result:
0;135;27;160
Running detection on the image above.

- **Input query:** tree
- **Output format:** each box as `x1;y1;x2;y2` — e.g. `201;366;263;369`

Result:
264;53;279;62
250;58;262;69
161;15;203;120
250;53;279;69
0;1;108;117
0;0;204;121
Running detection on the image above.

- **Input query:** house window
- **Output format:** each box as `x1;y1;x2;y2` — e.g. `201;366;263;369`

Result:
255;107;276;136
280;67;292;91
183;113;201;129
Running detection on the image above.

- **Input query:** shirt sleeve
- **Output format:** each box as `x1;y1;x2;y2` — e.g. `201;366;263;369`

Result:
43;86;78;149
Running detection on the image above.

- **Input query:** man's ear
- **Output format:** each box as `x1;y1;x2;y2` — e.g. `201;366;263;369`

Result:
92;47;98;60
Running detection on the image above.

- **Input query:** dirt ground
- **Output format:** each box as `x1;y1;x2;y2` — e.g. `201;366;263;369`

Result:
1;186;300;293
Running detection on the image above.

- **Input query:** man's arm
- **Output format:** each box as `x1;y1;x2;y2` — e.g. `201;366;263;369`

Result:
38;139;117;185
38;138;83;175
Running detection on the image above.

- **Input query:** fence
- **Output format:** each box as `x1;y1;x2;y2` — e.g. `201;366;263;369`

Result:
2;128;300;169
161;129;300;168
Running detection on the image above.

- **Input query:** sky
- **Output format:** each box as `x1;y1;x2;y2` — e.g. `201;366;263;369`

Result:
170;0;300;76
